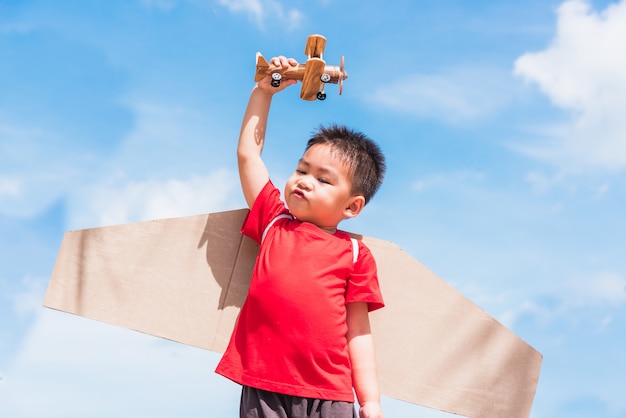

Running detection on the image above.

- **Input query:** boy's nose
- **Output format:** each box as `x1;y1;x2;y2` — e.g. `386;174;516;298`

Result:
296;177;312;190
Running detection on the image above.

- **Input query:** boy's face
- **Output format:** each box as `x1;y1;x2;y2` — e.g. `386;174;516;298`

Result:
284;143;364;232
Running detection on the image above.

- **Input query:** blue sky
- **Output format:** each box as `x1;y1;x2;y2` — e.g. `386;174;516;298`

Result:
1;0;625;417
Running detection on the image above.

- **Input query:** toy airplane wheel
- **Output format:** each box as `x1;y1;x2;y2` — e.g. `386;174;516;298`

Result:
270;72;282;87
320;73;331;83
317;92;327;100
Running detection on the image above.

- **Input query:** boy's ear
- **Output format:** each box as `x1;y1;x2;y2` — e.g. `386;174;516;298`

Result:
343;195;366;219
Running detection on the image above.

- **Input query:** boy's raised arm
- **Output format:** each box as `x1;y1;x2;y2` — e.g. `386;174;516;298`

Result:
237;56;298;208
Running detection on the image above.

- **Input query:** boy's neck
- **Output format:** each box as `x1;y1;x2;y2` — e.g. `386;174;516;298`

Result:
301;219;338;235
319;226;338;234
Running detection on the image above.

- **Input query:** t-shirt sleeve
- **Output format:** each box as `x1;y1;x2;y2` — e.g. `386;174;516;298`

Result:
346;241;385;312
241;180;290;245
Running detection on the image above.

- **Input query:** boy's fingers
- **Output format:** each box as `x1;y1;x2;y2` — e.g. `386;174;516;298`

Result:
269;56;286;67
269;56;298;68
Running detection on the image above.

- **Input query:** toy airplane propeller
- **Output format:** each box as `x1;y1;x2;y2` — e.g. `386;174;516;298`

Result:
254;34;348;101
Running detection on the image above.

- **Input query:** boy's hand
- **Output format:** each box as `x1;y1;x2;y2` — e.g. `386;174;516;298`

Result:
257;56;299;93
360;401;384;418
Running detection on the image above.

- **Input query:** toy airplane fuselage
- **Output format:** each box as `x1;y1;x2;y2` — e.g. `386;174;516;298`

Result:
254;34;348;101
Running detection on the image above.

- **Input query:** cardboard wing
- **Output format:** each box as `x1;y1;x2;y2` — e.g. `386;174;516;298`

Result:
44;208;542;418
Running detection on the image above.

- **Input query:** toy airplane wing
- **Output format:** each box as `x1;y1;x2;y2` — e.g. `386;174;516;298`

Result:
44;209;542;418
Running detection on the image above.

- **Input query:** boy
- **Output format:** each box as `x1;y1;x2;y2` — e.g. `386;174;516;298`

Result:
216;56;386;418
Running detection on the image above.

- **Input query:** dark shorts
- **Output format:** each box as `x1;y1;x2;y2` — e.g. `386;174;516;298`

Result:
240;386;357;418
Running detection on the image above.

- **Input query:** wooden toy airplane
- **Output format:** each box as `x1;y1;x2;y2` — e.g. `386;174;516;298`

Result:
254;34;348;101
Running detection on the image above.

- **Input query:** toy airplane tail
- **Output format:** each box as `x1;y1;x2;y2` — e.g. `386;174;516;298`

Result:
254;52;269;82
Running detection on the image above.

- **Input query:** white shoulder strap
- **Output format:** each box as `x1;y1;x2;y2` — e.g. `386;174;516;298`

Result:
261;214;293;244
261;214;359;264
351;237;359;264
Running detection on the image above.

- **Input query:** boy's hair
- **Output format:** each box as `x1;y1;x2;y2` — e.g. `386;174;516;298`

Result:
306;124;386;204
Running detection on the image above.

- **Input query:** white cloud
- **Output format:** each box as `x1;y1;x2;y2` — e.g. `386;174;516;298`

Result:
217;0;302;30
525;170;563;194
514;0;626;171
69;170;239;229
59;96;243;229
0;121;84;218
565;271;626;308
0;309;240;418
500;271;626;329
525;167;614;198
412;170;486;192
499;300;550;330
10;276;47;318
0;177;21;198
368;68;513;123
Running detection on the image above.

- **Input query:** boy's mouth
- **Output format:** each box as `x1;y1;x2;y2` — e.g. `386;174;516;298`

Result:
293;189;306;199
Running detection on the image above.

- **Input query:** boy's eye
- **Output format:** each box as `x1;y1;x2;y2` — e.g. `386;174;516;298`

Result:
296;169;306;175
318;178;330;184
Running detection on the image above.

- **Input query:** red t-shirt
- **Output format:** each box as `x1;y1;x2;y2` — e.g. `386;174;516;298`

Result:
215;181;384;402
